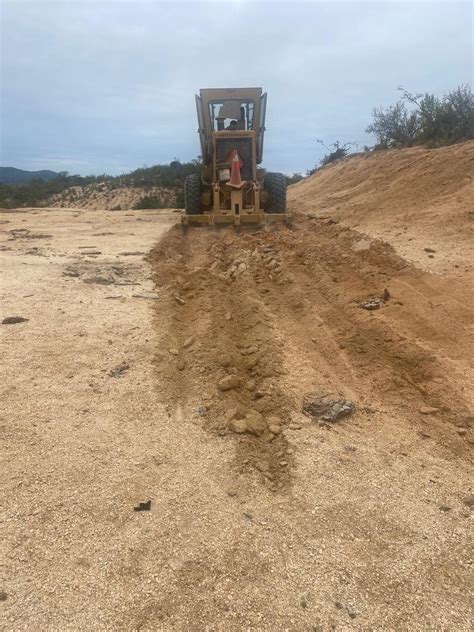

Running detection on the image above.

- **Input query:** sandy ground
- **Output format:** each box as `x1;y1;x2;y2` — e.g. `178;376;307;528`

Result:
1;146;473;631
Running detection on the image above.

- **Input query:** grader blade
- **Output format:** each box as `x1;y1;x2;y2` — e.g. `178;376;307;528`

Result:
181;211;289;227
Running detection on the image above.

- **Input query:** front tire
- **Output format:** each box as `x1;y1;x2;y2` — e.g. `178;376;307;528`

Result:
263;172;286;214
184;174;202;215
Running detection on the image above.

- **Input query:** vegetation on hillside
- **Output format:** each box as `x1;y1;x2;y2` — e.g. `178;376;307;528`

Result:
133;195;167;210
307;140;356;174
307;84;472;174
367;85;473;149
0;160;202;209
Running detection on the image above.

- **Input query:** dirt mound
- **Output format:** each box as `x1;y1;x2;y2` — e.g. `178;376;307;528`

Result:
148;228;295;490
47;181;175;210
289;142;474;272
148;213;473;493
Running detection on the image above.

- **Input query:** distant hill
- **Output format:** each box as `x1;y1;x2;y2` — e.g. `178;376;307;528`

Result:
0;167;59;184
0;159;202;209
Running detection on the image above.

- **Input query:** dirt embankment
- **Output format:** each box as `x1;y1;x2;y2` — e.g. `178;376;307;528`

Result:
289;142;474;273
47;181;175;210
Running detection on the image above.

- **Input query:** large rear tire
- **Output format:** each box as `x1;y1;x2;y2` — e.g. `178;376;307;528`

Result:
184;174;202;215
263;172;286;214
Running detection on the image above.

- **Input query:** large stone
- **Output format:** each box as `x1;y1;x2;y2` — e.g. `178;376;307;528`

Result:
229;419;247;434
303;392;354;422
245;410;267;436
267;415;282;434
218;375;239;392
225;406;245;422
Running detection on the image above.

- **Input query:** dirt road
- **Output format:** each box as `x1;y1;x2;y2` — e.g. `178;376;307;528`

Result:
1;152;473;629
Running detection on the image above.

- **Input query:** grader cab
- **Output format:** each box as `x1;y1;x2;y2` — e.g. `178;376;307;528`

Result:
183;87;288;226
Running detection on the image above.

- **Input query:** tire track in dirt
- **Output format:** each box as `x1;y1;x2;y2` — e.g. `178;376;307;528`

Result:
252;214;473;453
148;213;472;491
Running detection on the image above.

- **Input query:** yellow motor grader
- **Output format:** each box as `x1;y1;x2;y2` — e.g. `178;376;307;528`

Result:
183;87;288;226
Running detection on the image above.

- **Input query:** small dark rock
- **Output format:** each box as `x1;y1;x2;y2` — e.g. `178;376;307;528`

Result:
83;276;113;285
0;591;7;601
63;268;80;277
462;494;474;508
335;601;357;619
383;288;391;302
439;505;452;512
424;247;436;253
2;316;29;325
108;362;130;377
134;500;151;512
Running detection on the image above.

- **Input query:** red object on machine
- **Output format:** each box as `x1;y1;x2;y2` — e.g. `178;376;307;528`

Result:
227;150;245;188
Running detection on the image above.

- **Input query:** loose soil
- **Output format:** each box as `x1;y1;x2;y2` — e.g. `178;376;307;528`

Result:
1;144;473;630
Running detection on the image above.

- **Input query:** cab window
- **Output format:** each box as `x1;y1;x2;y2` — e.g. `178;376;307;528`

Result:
209;100;255;131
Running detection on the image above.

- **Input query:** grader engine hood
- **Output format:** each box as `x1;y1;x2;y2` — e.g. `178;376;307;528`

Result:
213;131;256;185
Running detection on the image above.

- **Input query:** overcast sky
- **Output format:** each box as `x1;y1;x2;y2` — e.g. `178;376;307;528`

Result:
1;1;472;175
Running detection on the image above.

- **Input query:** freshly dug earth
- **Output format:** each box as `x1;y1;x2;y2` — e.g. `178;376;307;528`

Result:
2;144;473;630
290;141;474;273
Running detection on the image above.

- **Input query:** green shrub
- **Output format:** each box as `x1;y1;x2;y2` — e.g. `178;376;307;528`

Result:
307;140;355;175
366;85;473;149
133;195;165;210
0;158;202;209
